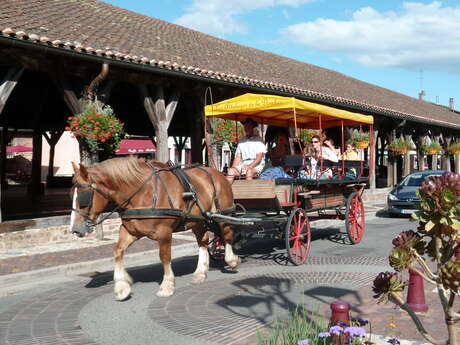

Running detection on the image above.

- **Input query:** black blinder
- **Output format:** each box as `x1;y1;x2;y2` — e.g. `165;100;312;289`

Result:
78;190;94;208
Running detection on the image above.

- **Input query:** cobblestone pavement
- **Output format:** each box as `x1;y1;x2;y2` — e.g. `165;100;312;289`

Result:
0;253;452;345
0;206;451;345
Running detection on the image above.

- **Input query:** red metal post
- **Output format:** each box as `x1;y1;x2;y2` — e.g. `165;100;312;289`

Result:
330;301;351;345
330;301;350;325
406;269;428;312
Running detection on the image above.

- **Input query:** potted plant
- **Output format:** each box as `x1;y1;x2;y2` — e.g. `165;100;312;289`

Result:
421;141;442;155
388;138;412;155
447;141;460;155
350;130;370;149
66;101;125;163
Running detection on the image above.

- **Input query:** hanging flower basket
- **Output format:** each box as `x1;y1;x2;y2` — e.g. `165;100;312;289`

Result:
390;148;408;155
356;141;369;149
447;142;460;155
388;138;412;155
426;149;440;155
66;101;125;155
350;130;370;149
421;141;441;155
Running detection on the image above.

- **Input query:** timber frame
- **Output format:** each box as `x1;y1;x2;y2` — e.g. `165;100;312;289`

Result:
1;35;460;221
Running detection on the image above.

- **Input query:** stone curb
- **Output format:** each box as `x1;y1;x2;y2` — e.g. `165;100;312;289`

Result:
0;242;198;296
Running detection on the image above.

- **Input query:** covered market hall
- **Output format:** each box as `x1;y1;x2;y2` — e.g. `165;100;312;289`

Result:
1;0;460;223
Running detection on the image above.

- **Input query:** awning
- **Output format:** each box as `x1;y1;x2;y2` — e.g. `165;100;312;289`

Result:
6;145;33;153
115;139;156;155
204;93;373;129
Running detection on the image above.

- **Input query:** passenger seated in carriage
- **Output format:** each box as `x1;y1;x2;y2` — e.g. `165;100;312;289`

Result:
301;135;338;179
226;118;266;182
266;129;290;167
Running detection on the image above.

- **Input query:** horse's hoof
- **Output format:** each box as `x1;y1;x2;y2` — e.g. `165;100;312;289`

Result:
156;287;174;297
192;273;207;284
114;280;131;301
227;256;241;269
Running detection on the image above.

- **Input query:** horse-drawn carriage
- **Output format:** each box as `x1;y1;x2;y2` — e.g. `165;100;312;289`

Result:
69;92;373;301
204;93;374;265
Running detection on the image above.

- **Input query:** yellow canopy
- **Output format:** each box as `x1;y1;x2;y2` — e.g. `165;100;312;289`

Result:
204;93;373;129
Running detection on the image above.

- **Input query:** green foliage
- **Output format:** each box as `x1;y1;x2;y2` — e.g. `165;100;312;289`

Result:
448;142;460;155
372;271;406;303
421;141;442;154
375;172;460;344
256;308;326;345
387;138;413;153
350;130;370;147
67;101;125;153
299;129;319;145
212;118;245;148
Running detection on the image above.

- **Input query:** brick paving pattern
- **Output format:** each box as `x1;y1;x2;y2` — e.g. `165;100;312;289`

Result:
149;271;376;345
0;237;191;275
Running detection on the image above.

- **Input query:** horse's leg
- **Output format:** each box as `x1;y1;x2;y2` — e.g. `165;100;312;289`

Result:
156;228;175;297
220;223;241;269
191;225;209;284
113;224;137;301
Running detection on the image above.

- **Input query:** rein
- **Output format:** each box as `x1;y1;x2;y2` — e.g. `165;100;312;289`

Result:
72;166;158;227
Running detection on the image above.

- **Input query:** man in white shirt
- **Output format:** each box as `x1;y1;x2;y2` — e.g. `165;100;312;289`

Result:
227;118;266;182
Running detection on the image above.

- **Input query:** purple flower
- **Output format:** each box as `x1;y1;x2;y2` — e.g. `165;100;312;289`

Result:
344;326;366;337
339;321;349;327
297;339;309;345
318;332;330;338
388;338;401;345
329;325;344;335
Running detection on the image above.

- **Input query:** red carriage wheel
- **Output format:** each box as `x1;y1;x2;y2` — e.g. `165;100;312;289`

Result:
345;192;365;244
285;208;311;265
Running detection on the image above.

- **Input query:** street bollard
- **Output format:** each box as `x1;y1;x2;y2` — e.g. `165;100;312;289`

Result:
406;269;428;313
330;301;350;344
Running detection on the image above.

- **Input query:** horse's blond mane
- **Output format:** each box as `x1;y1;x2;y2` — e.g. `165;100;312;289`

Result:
92;156;147;187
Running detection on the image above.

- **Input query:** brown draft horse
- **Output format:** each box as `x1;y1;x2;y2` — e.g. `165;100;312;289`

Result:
70;156;240;301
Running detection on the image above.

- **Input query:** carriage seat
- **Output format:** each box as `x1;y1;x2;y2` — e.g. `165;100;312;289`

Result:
282;154;304;169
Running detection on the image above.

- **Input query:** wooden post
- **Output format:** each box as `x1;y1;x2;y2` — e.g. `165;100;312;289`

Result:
139;84;180;163
43;130;64;180
369;126;379;192
455;154;460;174
1;126;8;189
403;134;412;177
0;67;24;222
27;130;44;194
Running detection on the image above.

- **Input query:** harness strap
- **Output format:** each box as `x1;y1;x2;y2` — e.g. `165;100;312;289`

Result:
118;208;205;220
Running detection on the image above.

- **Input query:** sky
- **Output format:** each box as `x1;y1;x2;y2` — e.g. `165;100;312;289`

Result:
103;0;460;109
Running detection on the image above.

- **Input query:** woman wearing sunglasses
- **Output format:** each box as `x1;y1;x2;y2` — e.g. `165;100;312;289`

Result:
306;135;338;179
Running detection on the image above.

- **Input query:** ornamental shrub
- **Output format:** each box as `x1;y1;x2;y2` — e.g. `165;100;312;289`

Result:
373;171;460;345
66;101;125;154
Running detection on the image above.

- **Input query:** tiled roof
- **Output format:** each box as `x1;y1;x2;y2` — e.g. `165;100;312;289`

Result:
1;0;459;129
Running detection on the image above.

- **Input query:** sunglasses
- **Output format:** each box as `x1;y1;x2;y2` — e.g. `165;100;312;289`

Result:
312;140;319;143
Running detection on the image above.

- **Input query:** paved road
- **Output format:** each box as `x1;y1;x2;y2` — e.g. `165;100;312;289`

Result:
0;215;439;345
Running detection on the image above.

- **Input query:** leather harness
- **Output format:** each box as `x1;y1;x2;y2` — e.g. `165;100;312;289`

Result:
73;161;235;229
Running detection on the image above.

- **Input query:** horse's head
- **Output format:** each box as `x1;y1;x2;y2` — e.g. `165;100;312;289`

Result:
70;162;112;237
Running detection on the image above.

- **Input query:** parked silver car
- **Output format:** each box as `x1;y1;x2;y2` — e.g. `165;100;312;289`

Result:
387;170;446;216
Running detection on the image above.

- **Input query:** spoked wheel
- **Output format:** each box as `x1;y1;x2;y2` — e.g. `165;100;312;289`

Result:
345;192;365;244
285;208;311;265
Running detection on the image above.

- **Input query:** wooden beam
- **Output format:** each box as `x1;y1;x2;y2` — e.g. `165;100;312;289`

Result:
0;67;24;223
51;71;83;114
139;84;180;162
0;67;24;115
